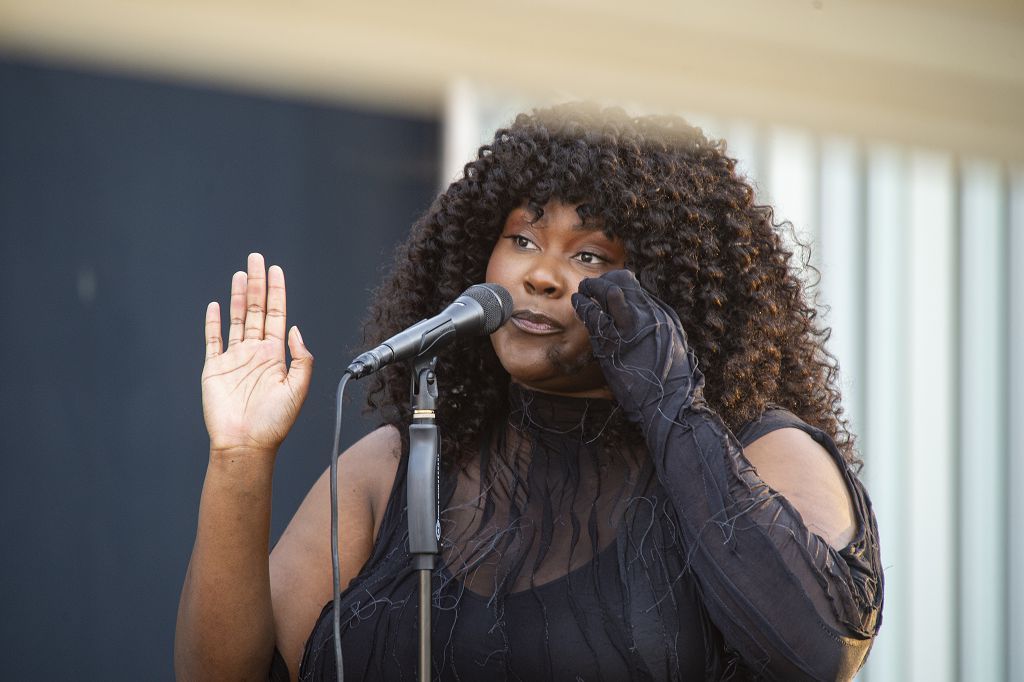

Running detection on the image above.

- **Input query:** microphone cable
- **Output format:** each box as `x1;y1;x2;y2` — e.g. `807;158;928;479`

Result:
329;371;352;682
324;283;508;681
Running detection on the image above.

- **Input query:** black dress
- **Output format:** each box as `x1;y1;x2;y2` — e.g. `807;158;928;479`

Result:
293;385;882;681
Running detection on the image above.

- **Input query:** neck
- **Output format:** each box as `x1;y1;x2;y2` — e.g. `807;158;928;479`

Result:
506;382;619;439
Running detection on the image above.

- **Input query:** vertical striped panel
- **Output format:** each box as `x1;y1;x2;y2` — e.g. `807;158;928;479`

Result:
765;126;819;273
1009;166;1024;682
442;78;482;189
442;81;536;191
720;119;761;188
860;146;909;682
818;136;864;437
906;151;957;681
817;139;867;682
958;160;1008;681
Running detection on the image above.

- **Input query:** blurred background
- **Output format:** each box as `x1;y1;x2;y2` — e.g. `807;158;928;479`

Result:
0;0;1021;680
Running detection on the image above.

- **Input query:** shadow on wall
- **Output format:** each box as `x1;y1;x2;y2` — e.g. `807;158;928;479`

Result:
0;57;439;681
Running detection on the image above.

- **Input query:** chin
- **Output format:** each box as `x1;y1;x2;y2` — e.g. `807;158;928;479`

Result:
491;329;608;396
501;354;609;396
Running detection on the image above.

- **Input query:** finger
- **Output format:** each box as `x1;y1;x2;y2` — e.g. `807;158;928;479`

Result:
606;287;636;329
571;292;594;321
602;268;641;290
227;271;247;347
577;274;616;305
595;307;619;346
571;293;605;333
204;301;222;359
244;253;267;341
578;277;628;321
286;326;315;401
265;265;287;344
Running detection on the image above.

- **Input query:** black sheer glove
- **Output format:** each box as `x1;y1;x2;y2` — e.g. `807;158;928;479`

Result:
571;269;702;427
574;269;881;680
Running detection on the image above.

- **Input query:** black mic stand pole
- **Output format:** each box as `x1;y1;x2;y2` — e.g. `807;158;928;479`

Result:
408;355;440;682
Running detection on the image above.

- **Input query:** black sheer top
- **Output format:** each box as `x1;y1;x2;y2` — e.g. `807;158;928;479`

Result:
292;385;882;681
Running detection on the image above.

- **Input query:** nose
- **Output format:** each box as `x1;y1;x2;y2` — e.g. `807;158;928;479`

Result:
523;255;565;297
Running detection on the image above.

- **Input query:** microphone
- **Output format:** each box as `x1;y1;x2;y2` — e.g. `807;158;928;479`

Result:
346;283;513;378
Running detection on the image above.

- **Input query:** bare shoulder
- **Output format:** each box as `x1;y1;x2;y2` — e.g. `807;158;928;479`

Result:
329;424;403;522
268;425;402;680
742;427;857;550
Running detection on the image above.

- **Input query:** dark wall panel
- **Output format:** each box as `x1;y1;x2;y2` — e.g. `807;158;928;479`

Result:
0;58;440;680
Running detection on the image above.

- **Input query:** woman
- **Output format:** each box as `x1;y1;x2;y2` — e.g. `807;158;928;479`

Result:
175;104;883;681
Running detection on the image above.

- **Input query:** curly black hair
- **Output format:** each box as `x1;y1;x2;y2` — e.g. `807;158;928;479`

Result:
362;103;856;467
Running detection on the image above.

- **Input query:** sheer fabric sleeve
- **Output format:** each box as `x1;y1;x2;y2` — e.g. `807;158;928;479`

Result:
647;397;883;680
572;270;883;680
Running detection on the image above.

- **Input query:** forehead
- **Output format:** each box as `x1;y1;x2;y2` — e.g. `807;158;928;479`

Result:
514;200;612;237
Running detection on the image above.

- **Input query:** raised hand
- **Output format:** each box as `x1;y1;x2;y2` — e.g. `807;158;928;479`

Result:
571;269;702;426
202;253;314;458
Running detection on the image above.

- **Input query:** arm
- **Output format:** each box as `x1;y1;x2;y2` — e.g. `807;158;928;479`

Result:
269;426;400;679
175;452;279;681
175;430;397;682
651;405;879;679
742;427;858;551
175;254;315;681
573;271;882;681
174;256;401;682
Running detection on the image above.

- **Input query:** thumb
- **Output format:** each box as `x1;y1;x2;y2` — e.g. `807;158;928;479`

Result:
286;326;315;394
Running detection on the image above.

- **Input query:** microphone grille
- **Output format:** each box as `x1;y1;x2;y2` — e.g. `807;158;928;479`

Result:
465;284;513;333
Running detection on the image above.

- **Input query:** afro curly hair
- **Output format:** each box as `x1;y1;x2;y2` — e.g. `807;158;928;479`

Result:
361;103;857;468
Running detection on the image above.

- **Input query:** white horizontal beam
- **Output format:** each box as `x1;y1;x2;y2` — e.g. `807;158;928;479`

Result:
1;0;1023;159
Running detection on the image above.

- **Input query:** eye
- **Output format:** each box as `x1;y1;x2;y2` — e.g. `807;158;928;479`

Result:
574;250;608;265
504;234;537;250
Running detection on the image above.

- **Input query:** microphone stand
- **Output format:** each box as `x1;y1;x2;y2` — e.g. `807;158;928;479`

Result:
408;354;440;682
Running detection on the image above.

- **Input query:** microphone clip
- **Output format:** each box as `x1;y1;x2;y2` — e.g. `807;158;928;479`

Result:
408;353;440;560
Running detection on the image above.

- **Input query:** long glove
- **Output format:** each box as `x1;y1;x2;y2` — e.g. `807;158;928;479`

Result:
571;269;702;428
573;270;882;681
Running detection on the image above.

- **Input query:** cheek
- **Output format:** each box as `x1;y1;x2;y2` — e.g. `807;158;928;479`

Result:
484;245;509;285
564;320;595;355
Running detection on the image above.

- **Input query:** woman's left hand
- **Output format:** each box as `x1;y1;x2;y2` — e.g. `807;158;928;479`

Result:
571;269;702;425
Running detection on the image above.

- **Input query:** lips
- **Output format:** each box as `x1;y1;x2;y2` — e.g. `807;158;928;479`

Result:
510;309;564;335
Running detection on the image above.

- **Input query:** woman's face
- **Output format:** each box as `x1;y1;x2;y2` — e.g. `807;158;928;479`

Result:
485;199;627;398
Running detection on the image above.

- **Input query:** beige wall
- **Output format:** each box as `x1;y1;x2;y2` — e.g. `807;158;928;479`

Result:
1;0;1022;159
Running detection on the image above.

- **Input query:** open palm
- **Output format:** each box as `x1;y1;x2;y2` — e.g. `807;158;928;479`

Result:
202;253;313;456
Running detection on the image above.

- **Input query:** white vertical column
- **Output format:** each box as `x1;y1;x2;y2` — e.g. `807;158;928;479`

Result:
720;119;762;192
442;81;538;191
958;160;1008;681
818;136;864;436
818;142;866;682
765;126;819;274
442;78;482;190
1009;166;1024;682
860;146;909;682
906;151;957;682
819;139;867;682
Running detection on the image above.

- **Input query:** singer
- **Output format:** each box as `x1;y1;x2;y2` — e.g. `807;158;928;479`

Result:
175;104;883;681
